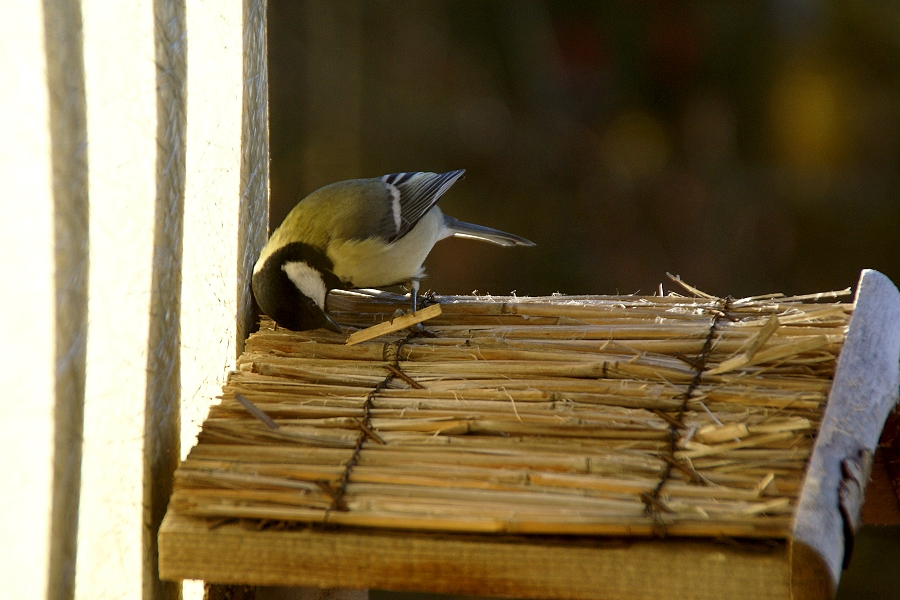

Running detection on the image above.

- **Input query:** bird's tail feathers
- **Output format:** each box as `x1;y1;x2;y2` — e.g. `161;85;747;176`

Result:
443;215;535;247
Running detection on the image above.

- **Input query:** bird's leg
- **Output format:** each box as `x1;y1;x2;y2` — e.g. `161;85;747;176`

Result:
391;305;425;334
410;278;420;313
397;279;435;335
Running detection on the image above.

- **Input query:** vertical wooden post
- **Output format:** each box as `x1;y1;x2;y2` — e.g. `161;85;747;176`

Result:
44;0;90;598
238;0;271;355
146;1;187;599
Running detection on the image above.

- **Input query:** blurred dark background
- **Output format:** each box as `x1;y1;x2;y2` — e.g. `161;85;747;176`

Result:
269;0;899;300
267;2;899;596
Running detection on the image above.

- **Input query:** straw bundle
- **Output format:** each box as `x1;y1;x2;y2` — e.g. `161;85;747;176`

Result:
169;282;852;538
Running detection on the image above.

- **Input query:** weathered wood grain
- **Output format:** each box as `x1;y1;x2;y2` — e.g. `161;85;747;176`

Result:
146;3;187;598
161;512;790;600
43;0;90;597
237;0;270;357
791;269;900;598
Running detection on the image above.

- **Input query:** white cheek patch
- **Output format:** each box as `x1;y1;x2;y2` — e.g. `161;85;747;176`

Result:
282;261;328;310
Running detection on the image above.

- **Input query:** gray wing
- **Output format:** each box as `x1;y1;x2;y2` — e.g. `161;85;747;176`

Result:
376;170;465;242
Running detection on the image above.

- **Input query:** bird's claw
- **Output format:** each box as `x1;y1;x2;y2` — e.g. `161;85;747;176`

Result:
391;308;428;334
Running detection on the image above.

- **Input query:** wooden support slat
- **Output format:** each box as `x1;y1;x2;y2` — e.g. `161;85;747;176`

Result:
161;513;790;600
44;0;90;598
238;0;271;356
146;3;188;599
791;269;900;598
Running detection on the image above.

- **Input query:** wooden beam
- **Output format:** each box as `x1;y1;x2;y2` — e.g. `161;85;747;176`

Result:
145;2;188;599
791;269;900;597
44;0;90;598
237;0;270;356
161;512;790;600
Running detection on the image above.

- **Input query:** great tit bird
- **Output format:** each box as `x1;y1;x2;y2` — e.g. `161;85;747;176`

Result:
252;170;534;332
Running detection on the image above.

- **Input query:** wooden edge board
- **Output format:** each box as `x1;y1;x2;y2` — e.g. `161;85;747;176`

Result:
791;269;900;598
159;511;790;600
345;303;442;346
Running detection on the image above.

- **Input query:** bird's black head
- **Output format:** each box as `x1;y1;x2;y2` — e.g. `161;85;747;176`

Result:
251;242;344;332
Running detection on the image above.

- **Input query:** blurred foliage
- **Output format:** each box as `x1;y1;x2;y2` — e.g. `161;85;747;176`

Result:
269;0;900;298
269;3;899;594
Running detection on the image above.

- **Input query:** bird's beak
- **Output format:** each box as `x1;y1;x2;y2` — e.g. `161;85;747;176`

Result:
321;311;343;333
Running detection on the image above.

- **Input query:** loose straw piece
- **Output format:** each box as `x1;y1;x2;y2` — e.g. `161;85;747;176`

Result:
346;303;442;346
705;314;779;375
235;393;280;430
666;272;717;299
695;423;749;444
